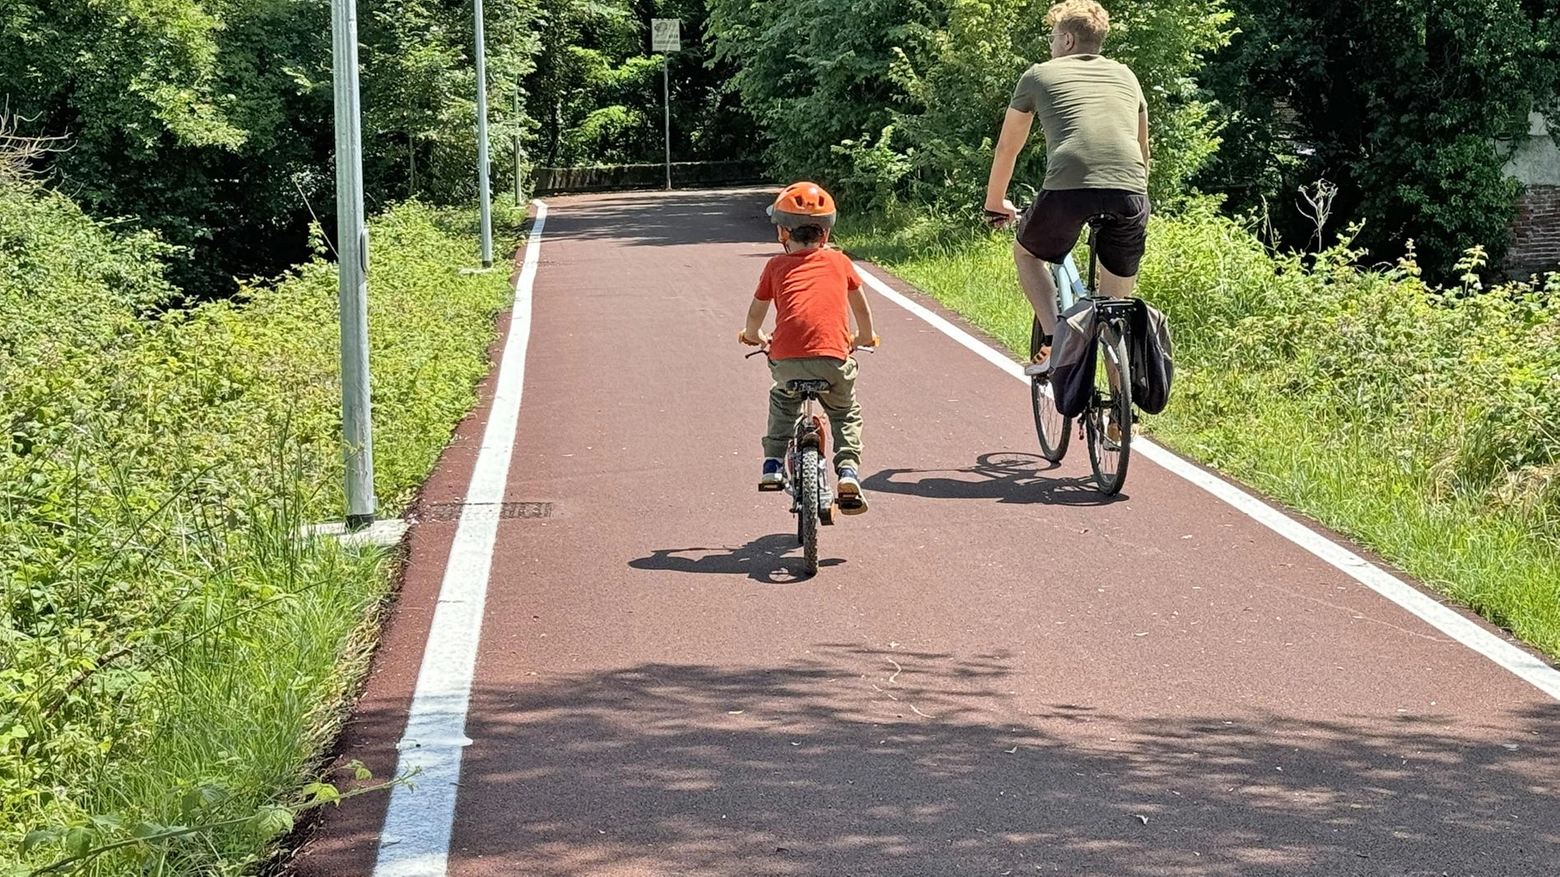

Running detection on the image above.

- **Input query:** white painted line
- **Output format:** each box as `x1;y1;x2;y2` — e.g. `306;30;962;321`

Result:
854;263;1560;703
373;200;549;877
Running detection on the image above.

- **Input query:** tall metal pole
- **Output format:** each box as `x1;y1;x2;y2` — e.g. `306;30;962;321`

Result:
663;54;672;190
521;83;533;201
474;0;494;268
331;0;376;530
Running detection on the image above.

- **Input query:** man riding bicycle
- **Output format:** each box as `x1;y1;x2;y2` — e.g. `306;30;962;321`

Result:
983;0;1151;376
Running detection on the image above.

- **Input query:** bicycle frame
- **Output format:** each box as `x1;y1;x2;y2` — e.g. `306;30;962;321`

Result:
1049;251;1089;312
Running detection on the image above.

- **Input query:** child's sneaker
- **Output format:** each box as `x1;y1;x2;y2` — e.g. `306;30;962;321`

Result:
836;467;869;514
758;458;785;491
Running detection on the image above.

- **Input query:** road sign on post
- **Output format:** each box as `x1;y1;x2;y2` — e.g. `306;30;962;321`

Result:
651;18;681;52
652;19;680;190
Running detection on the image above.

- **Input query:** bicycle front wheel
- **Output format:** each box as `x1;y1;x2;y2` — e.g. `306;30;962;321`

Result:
1086;324;1132;495
1030;317;1071;461
797;446;821;575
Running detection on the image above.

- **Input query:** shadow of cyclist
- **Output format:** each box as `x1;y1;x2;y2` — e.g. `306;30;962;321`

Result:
629;533;844;583
862;451;1128;506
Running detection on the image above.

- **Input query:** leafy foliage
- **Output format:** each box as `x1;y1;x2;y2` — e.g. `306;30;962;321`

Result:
0;0;544;296
360;0;542;204
525;0;760;168
1;185;515;874
706;0;1232;211
1196;0;1560;280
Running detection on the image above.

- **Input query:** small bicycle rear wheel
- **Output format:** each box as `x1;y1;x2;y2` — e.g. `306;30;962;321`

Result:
797;446;821;575
1030;317;1071;461
1085;324;1132;495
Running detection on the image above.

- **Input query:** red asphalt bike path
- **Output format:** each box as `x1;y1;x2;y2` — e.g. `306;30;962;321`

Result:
290;189;1560;877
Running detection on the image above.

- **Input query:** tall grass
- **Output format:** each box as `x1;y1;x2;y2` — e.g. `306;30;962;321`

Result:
2;188;519;874
841;202;1560;659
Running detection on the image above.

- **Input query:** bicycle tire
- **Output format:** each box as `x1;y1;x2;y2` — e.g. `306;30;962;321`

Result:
1086;324;1132;495
798;446;821;575
1030;317;1071;461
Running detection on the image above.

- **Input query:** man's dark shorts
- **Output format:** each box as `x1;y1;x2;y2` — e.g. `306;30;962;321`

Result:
1017;188;1151;278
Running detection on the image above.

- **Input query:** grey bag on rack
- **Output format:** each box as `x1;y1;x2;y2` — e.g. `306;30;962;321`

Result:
1046;299;1098;417
1125;299;1174;414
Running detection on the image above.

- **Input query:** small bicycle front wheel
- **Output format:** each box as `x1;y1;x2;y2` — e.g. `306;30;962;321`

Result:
797;446;821;575
1030;317;1072;461
1086;324;1132;495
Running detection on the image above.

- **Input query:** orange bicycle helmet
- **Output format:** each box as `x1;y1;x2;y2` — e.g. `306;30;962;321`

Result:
768;181;837;230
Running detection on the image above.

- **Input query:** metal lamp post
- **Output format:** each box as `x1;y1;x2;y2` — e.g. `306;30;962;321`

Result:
330;0;376;530
474;0;494;268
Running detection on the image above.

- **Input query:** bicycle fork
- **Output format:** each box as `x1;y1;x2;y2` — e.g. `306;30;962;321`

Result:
788;402;835;521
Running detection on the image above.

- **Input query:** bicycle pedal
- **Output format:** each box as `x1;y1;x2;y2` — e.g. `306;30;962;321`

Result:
758;481;785;492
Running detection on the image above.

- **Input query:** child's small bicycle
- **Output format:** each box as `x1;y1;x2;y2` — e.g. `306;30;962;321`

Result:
747;343;874;576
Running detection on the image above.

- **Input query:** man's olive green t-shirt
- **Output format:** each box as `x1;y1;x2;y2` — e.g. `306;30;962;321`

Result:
1008;55;1147;193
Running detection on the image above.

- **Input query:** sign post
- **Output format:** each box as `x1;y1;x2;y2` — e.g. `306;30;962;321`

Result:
651;18;680;190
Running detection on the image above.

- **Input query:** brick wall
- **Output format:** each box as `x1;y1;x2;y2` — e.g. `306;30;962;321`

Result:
1509;185;1560;274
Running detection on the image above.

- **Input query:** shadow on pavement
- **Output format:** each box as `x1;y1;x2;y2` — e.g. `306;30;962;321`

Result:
864;451;1130;506
629;533;845;583
307;648;1560;876
543;189;776;248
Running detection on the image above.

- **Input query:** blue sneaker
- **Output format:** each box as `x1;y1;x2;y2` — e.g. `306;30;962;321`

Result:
758;458;785;491
836;466;868;514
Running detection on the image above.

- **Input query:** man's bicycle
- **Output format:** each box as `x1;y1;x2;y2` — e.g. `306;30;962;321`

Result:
1014;215;1135;495
747;343;873;576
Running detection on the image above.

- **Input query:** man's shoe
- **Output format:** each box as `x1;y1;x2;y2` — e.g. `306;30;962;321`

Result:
1102;420;1122;451
836;467;869;514
1023;346;1051;376
759;458;785;491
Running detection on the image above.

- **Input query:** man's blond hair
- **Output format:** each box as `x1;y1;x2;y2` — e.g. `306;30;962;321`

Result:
1047;1;1111;53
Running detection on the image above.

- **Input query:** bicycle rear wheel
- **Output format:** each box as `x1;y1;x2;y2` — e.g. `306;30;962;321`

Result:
1030;317;1071;461
1086;324;1132;495
797;446;821;575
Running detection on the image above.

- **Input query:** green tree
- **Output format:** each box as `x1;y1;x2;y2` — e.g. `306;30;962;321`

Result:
526;0;758;168
1197;0;1560;279
0;0;334;295
0;0;546;295
707;0;942;193
360;0;542;203
706;0;1231;212
885;0;1231;209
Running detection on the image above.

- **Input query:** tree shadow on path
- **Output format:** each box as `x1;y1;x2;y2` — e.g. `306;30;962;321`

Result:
427;648;1560;876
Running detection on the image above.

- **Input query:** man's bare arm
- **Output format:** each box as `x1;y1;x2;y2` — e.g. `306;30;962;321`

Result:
1138;109;1151;170
985;107;1035;215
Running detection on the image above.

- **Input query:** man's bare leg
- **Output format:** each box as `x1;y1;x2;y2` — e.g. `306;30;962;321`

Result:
1098;262;1138;299
1014;241;1059;335
1096;262;1138;438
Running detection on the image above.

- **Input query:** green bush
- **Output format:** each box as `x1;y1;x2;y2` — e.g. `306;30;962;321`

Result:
1;0;542;295
2;185;515;874
841;202;1560;657
1197;0;1560;280
707;0;1231;211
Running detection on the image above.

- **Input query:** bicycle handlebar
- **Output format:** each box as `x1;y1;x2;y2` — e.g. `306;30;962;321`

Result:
743;336;880;359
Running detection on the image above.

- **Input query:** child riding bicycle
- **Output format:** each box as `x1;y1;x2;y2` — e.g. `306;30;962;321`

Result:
739;182;878;514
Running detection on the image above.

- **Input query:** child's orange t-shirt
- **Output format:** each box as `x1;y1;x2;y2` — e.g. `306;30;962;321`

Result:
753;247;862;361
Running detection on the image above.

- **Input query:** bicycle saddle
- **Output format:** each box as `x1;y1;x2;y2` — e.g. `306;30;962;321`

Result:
787;379;832;394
